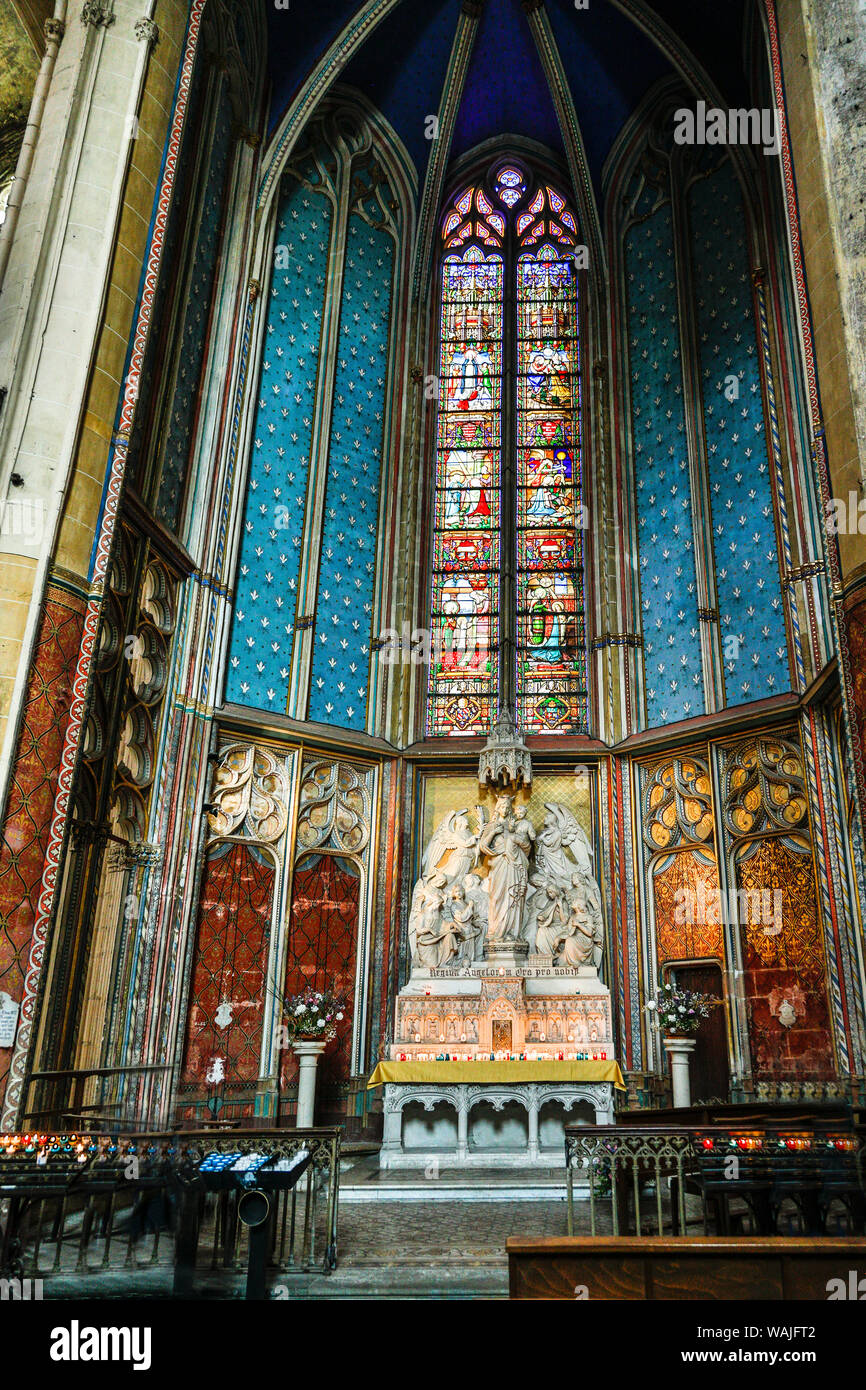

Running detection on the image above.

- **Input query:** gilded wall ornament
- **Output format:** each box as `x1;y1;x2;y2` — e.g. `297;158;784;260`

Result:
643;755;714;850
296;760;371;855
722;734;807;838
207;743;291;845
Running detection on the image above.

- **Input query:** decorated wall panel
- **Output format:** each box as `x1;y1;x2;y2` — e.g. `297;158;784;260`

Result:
180;841;275;1095
307;173;397;731
624;180;705;728
653;849;722;964
0;583;86;1111
734;836;833;1079
687;161;790;705
282;756;376;1088
720;732;835;1082
640;755;722;1024
178;742;292;1116
282;854;360;1086
225;149;335;711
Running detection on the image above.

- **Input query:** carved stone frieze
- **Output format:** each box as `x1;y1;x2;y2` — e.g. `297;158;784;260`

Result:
134;17;159;46
81;0;114;27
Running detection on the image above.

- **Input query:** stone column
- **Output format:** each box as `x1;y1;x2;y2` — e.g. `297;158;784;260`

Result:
663;1038;696;1109
380;1087;403;1168
292;1040;327;1128
527;1087;539;1164
456;1090;469;1161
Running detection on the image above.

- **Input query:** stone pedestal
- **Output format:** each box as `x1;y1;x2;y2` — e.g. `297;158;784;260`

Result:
485;940;529;972
663;1036;696;1108
293;1040;327;1128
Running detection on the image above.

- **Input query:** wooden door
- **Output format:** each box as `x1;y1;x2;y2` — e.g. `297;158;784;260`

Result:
671;964;729;1102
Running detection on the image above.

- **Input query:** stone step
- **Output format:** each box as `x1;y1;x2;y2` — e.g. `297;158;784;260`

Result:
339;1153;584;1202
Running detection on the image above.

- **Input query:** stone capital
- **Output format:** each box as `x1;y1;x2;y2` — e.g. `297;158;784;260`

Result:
134;17;159;47
81;0;114;28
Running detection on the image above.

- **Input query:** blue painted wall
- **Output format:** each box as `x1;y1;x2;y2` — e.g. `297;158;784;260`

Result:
225;159;333;711
626;155;792;730
307;193;395;730
626;183;706;727
689;162;791;704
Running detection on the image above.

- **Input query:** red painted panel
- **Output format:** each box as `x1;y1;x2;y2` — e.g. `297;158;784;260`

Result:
845;589;866;762
181;842;274;1085
283;854;360;1086
0;586;85;1106
736;838;834;1080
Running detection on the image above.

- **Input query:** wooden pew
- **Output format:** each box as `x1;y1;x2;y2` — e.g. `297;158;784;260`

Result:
507;1235;866;1299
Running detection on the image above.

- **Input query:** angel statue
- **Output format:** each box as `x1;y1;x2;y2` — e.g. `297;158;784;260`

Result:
407;806;489;971
407;871;448;966
447;883;484;965
527;881;569;956
422;806;486;883
558;877;597;969
535;803;592;885
533;803;605;969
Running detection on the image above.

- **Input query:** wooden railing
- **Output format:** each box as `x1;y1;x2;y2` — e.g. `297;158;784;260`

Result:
508;1235;866;1300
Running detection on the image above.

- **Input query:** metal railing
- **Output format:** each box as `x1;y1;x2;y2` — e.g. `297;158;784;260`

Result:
566;1127;693;1236
0;1128;340;1294
565;1124;864;1239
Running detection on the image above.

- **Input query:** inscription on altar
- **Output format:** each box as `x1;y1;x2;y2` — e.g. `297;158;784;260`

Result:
430;965;582;978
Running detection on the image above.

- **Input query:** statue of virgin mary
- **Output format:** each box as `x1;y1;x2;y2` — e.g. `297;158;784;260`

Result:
477;795;532;941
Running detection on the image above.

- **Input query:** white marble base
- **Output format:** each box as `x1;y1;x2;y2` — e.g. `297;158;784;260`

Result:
379;1080;614;1169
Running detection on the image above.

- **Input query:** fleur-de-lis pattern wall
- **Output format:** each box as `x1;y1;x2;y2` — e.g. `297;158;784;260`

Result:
226;133;399;732
621;144;791;731
626;191;704;725
308;188;394;728
226;150;334;713
688;161;790;704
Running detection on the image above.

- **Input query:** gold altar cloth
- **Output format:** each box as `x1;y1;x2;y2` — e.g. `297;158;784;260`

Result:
367;1060;625;1089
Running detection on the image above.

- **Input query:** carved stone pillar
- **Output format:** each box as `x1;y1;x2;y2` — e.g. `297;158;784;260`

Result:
527;1087;539;1163
456;1090;469;1160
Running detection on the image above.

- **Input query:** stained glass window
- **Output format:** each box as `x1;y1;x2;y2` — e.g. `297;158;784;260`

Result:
427;168;587;737
517;243;585;734
428;242;503;737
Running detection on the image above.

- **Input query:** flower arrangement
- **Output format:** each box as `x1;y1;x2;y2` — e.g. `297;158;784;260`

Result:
646;982;718;1037
282;986;346;1043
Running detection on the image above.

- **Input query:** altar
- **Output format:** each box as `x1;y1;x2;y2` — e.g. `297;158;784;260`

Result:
369;1060;624;1169
381;734;622;1170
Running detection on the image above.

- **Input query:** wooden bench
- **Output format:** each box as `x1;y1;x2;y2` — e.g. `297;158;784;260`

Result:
507;1235;866;1299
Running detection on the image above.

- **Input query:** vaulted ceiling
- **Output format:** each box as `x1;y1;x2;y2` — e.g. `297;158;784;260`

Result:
265;0;754;203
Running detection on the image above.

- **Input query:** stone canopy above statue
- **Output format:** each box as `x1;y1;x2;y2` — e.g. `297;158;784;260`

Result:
408;795;604;976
